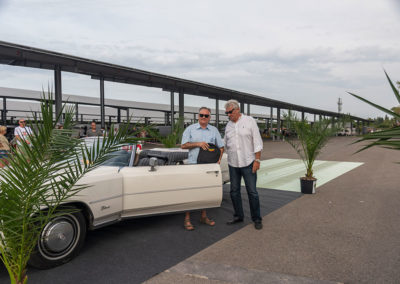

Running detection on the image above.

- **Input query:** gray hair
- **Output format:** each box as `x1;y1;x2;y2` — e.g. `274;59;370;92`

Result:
224;99;240;110
199;106;211;114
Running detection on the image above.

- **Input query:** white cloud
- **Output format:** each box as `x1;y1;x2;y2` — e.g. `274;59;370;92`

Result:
0;0;399;118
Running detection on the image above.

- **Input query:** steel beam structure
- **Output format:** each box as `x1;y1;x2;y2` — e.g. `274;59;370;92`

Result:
0;41;369;123
277;108;281;141
179;89;184;129
2;98;6;124
215;98;219;128
54;65;62;121
100;76;105;129
170;91;174;132
240;102;245;113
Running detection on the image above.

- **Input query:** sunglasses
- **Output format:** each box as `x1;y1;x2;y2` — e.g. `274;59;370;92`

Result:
225;108;236;115
199;114;210;118
19;121;26;123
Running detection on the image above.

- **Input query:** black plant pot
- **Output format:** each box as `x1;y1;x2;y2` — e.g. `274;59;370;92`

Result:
300;178;317;194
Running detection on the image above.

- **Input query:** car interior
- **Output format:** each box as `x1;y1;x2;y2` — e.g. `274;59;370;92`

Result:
102;148;188;168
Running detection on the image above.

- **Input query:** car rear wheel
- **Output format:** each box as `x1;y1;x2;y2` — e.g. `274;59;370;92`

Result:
29;210;87;269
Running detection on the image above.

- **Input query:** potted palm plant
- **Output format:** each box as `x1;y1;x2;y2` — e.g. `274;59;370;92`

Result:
284;112;338;194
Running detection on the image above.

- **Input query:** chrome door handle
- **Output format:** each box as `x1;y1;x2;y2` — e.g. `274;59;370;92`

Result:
206;170;219;176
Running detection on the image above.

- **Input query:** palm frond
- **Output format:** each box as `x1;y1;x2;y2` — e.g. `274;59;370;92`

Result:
283;113;336;178
0;90;141;283
349;70;400;158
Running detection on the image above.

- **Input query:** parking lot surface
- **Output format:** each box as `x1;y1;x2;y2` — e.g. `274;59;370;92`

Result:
146;137;400;284
0;185;300;284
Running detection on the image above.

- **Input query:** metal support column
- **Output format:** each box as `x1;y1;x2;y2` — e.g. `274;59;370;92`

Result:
54;65;62;122
126;108;130;122
302;111;305;121
100;76;105;129
2;98;6;125
270;107;274;141
75;103;79;122
179;89;184;129
247;103;250;115
170;91;174;132
277;108;281;141
350;121;353;135
215;98;219;128
240;102;245;113
117;108;121;123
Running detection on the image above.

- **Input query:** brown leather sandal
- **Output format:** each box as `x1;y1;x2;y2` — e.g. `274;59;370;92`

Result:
184;219;195;231
200;217;216;226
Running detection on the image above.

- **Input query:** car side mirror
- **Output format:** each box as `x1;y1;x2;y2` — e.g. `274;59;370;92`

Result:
149;157;157;172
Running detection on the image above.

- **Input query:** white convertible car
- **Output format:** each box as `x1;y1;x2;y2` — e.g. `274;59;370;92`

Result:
29;143;229;269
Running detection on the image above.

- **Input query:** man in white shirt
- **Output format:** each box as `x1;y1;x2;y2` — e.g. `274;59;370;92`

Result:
224;100;264;230
14;118;33;146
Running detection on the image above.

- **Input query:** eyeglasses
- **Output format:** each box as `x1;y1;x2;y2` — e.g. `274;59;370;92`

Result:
19;121;26;123
225;108;236;115
199;114;210;118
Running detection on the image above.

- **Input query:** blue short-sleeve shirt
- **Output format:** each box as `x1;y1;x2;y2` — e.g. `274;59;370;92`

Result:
181;123;224;164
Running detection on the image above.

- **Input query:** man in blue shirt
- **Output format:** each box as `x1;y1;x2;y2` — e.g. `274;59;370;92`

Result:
181;107;224;230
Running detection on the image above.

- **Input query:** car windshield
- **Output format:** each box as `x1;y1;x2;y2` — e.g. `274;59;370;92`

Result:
82;137;134;167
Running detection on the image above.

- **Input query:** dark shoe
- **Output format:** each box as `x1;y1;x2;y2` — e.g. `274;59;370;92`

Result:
254;221;263;230
226;217;244;225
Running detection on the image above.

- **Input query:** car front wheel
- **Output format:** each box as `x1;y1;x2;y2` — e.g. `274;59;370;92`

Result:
29;210;87;269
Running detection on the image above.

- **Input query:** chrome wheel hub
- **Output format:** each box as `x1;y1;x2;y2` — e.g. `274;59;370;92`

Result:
41;217;76;255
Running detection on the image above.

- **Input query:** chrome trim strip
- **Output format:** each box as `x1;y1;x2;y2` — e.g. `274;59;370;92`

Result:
89;194;123;204
92;213;121;228
121;202;221;217
125;184;219;196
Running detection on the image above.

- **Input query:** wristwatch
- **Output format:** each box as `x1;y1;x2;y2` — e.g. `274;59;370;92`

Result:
254;159;261;163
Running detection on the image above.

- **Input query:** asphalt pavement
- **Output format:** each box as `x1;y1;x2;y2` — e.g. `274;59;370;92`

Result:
146;137;400;284
0;185;300;284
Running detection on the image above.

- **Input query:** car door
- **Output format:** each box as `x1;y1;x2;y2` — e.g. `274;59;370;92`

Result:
76;166;124;227
120;163;223;217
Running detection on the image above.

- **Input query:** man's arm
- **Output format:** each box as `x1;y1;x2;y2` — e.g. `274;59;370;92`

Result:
181;142;209;150
217;147;224;164
252;151;261;173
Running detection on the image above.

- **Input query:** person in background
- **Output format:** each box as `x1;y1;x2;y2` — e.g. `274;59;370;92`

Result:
0;126;10;167
181;107;224;231
87;121;103;137
56;122;64;129
224;99;264;230
14;118;33;147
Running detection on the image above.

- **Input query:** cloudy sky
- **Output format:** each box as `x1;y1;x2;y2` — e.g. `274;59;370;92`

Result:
0;0;399;118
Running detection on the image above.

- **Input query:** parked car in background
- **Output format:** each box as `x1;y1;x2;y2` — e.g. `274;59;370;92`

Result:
29;138;229;269
337;128;352;136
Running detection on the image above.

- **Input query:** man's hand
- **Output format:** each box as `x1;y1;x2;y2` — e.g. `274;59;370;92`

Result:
197;142;209;150
252;161;260;173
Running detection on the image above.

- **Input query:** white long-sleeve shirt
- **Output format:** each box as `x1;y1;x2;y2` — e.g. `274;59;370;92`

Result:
224;114;263;168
